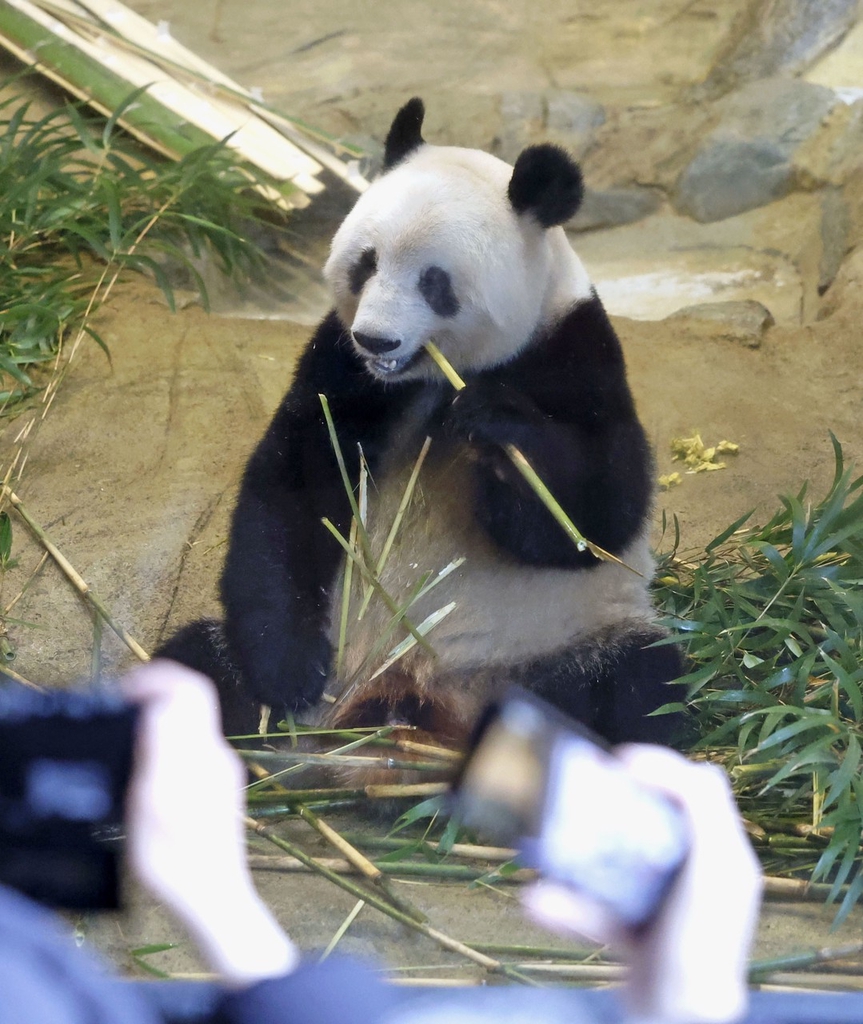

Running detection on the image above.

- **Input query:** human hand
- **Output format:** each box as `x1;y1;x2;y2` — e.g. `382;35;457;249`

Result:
122;660;298;986
523;745;762;1024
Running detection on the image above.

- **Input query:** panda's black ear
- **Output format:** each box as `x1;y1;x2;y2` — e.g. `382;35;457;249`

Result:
383;98;426;171
508;144;584;228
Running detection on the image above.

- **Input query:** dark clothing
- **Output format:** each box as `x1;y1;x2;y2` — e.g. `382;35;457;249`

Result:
6;883;863;1024
0;883;394;1024
0;882;160;1024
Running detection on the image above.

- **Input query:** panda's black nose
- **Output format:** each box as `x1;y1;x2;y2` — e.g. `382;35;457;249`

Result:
352;331;401;354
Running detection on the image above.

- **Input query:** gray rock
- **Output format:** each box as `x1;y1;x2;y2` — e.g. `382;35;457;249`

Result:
568;187;662;232
718;78;838;149
674;79;837;222
545;91;605;140
667;300;775;348
495;90;605;164
675;135;793;222
698;0;858;98
494;91;546;163
820;187;850;295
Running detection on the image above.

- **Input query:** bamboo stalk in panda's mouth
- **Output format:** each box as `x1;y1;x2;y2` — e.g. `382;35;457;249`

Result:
424;341;643;576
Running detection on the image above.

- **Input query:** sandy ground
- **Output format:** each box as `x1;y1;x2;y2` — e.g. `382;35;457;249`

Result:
3;0;863;989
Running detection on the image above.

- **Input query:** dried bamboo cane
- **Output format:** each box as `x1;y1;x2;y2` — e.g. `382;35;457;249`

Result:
749;941;863;979
244;816;538;986
1;487;149;661
246;852;535;883
297;805;427;922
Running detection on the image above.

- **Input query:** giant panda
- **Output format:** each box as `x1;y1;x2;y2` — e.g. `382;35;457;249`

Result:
158;98;683;750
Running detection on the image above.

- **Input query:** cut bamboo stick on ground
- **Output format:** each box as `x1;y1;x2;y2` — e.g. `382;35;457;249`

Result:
246;852;535;883
244;816;539;986
0;0;365;207
297;805;428;922
47;0;369;192
1;487;149;661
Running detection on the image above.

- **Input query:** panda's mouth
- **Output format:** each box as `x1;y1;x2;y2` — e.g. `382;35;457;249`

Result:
366;349;422;377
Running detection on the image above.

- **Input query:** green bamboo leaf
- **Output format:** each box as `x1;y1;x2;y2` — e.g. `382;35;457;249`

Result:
389;796;446;835
102;83;153;148
823;735;861;812
130;943;179;956
705;510;754;552
753;712;828;753
0;511;12;563
819;649;863;721
760;735;839;790
833;865;863;928
436;814;462;855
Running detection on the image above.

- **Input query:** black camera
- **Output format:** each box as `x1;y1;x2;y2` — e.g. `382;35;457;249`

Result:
0;685;138;910
451;689;690;932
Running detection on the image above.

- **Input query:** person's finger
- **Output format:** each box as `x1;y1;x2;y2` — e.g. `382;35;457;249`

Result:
522;880;624;945
121;660;223;732
614;745;761;882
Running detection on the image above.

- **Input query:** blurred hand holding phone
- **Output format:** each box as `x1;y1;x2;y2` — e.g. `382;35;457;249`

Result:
452;689;762;1024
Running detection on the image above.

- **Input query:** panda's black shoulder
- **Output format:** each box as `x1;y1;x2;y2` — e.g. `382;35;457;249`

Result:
496;293;637;424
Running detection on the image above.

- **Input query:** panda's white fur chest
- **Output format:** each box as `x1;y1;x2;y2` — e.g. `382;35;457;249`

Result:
328;394;657;693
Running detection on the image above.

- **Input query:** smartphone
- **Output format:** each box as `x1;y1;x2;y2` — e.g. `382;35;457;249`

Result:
450;689;689;931
0;685;138;910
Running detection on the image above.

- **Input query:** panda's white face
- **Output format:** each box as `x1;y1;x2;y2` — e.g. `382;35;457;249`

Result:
324;145;593;382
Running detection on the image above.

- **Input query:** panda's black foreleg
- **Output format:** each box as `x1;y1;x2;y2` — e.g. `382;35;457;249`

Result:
512;629;686;747
444;379;652;569
153;619;262;737
218;311;424;715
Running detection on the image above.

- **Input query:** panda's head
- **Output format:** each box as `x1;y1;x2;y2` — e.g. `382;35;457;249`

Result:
324;98;593;382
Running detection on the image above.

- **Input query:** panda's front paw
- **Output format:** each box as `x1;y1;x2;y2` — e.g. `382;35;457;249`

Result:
446;380;542;448
248;628;332;712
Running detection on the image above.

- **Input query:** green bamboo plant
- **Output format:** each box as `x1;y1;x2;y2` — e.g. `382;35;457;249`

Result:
0;83;273;406
655;435;863;923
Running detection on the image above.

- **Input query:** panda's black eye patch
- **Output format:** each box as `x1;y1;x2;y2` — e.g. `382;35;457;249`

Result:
349;248;378;294
419;265;459;318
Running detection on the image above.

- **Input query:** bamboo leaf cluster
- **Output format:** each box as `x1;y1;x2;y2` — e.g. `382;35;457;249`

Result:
0;81;273;406
655;435;863;922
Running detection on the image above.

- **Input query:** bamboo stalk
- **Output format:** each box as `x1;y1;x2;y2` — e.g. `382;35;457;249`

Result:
250;801;362;817
319;899;365;962
339;834;515;862
298;805;427;922
40;0;363;189
245;852;535;883
0;662;44;691
245;781;449;807
358;435;432;620
0;2;231;163
749;941;863;978
236;749;448;772
499;963;622;980
246;787;366;805
322;516;436;657
389;977;482;988
0;0;313;202
470;942;606;960
365;782;448;799
243;816;539;986
424;341;642;576
1;487;149;661
245;727;399;790
390;739;462;762
755;973;863;992
763;876;835;900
